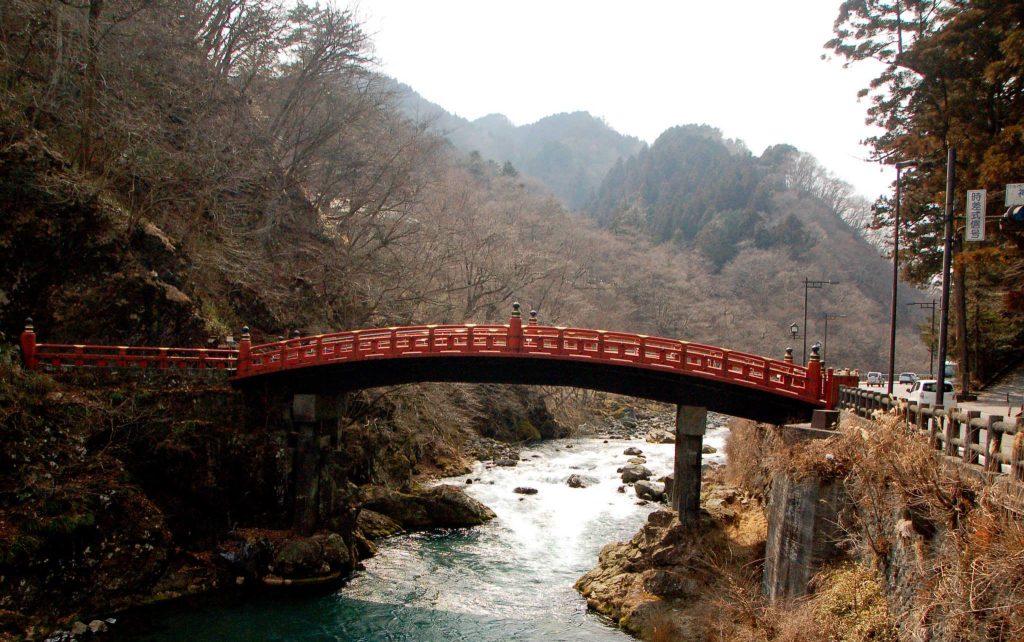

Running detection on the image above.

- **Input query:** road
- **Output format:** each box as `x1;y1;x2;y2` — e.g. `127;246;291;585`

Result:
856;363;1024;420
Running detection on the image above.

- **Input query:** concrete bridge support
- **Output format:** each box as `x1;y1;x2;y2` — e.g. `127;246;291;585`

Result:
672;405;707;523
289;393;345;535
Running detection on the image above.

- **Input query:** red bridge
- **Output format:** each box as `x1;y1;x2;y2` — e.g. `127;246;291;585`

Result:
18;305;843;425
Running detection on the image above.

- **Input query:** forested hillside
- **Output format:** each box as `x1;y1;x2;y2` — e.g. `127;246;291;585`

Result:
0;1;925;372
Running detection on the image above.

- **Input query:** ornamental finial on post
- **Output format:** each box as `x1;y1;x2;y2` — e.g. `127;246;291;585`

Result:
784;347;793;363
237;324;252;376
20;317;37;370
529;309;538;326
807;342;823;401
509;302;523;350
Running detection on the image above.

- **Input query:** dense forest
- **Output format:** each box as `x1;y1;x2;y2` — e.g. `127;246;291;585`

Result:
828;0;1024;387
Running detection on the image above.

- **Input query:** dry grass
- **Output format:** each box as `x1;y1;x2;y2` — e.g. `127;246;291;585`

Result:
717;412;1024;641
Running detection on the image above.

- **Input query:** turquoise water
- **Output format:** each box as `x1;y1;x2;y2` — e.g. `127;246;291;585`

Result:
117;428;728;641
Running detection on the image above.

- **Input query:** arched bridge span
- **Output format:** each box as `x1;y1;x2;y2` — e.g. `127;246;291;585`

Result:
234;314;829;425
19;307;842;425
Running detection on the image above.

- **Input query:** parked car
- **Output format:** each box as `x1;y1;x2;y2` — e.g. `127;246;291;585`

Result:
866;371;884;387
898;372;917;384
906;379;957;408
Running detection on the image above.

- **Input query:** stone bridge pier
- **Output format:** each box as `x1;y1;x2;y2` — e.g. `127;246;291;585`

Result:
672;405;707;523
244;388;353;536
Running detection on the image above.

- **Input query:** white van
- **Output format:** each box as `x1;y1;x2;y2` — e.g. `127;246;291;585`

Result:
906;379;957;408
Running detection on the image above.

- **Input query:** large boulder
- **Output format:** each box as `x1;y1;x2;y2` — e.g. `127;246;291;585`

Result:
624;446;644;456
634;480;666;502
361;485;496;529
621;464;653;484
356;509;405;540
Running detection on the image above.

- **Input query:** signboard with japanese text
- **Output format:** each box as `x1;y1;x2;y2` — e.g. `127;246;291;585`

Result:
966;189;986;241
1007;183;1024;206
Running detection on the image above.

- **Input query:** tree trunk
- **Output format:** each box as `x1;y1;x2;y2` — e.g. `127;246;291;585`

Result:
76;0;103;170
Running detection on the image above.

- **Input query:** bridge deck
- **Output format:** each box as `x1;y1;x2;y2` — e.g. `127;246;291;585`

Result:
20;311;832;424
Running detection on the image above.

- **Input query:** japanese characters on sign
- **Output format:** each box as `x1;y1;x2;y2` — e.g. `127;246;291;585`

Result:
966;189;986;242
1007;183;1024;207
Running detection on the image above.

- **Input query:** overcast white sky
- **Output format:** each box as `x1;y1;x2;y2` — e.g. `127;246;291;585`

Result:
357;0;891;201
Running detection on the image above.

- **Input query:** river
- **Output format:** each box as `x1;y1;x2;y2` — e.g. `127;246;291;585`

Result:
115;418;729;641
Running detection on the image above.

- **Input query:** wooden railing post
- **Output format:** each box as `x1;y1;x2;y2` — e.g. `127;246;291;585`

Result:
806;343;822;402
985;416;1003;474
944;410;958;457
963;411;981;465
1012;417;1024;482
19;317;37;370
509;302;523;351
237;326;251;376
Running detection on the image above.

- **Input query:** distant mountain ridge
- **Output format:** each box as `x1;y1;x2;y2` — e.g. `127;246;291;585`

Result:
391;81;644;209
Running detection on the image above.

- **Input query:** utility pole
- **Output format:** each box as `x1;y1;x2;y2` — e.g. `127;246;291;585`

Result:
802;278;838;363
821;312;847;368
936;148;955;407
887;159;920;395
907;300;938;377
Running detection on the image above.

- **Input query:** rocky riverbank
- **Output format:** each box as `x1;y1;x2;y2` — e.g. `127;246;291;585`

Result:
575;479;766;640
0;358;561;641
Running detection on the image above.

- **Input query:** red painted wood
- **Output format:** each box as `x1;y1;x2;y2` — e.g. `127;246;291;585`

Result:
25;322;828;406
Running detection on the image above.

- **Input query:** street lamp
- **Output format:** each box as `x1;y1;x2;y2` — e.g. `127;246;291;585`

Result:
887;159;921;395
790;323;800;341
820;312;847;368
907;300;938;377
802;278;838;363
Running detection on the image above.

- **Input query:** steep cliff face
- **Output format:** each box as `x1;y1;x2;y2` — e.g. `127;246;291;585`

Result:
0;132;209;346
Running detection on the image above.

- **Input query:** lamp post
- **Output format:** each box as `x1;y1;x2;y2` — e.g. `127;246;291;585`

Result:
820;312;847;368
802;278;838;363
907;300;938;377
887;159;920;395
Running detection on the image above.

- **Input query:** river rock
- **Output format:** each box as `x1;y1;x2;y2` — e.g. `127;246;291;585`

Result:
627;456;647;465
362;485;496;529
620;463;652;484
623;446;643;456
493;458;519;467
634;480;666;502
702;445;718;454
567;474;599;488
357;509;405;540
71;622;88;636
645;429;675;444
88;619;108;633
272;538;325;578
514;486;539;495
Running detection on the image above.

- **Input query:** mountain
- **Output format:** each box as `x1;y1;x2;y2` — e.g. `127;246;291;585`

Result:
391;81;644;209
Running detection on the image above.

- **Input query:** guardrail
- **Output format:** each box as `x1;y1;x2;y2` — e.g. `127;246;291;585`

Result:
839;386;1024;482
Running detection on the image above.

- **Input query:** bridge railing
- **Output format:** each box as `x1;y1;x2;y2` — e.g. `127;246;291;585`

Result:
239;321;820;404
27;342;237;371
18;311;828;407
